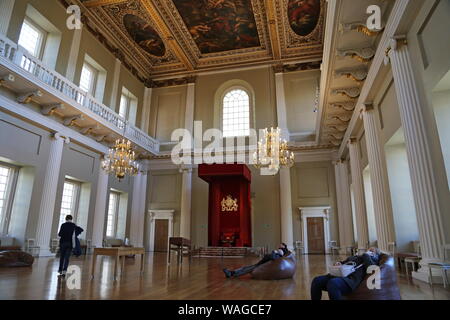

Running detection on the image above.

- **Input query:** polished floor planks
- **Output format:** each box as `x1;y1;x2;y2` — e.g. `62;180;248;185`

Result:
0;253;449;300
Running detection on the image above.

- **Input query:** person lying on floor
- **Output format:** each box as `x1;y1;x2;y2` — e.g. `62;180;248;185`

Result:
310;247;381;300
223;243;291;278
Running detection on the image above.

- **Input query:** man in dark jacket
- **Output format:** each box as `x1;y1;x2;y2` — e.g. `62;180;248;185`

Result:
310;247;381;300
223;243;291;278
57;215;83;277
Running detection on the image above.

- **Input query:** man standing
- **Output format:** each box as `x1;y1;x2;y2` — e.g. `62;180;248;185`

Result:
57;215;83;277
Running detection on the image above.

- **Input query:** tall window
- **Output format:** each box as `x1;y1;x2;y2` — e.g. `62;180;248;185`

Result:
18;18;46;58
79;63;98;94
222;89;250;137
0;164;18;235
58;181;80;229
119;87;138;125
106;192;120;238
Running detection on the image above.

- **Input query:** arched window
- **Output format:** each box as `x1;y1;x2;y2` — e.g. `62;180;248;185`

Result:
222;89;250;137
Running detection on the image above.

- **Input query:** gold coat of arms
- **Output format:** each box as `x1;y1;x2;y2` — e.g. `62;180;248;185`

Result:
221;195;238;212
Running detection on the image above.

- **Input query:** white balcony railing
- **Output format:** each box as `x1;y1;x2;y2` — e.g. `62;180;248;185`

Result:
0;34;159;154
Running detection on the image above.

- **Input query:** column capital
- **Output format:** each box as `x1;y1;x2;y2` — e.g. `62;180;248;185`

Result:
52;132;70;144
361;102;375;112
178;164;193;174
348;137;358;145
384;35;408;65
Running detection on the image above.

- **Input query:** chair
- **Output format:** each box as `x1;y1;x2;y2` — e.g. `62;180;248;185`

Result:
405;242;421;277
346;246;357;256
85;239;92;254
329;240;340;256
387;242;397;268
428;244;450;288
294;241;304;255
25;239;40;257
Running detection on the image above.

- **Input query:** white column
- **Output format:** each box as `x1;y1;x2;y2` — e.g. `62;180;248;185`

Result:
274;72;290;139
178;81;195;239
35;133;70;256
185;82;195;135
280;168;294;249
0;0;15;36
140;87;153;134
348;138;369;250
361;104;396;252
387;37;450;282
110;58;121;111
334;160;355;252
179;167;192;239
129;167;148;247
275;69;294;249
65;28;83;82
91;166;109;248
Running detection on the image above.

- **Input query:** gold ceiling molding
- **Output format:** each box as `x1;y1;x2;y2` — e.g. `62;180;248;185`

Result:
82;0;128;8
265;0;282;60
274;0;325;59
140;0;194;71
78;0;325;78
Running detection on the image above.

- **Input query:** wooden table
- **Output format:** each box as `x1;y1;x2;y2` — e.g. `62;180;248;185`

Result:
91;247;145;280
168;237;191;265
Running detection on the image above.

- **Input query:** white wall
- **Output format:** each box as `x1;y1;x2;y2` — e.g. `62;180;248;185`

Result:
385;133;419;252
432;89;450;189
363;167;377;246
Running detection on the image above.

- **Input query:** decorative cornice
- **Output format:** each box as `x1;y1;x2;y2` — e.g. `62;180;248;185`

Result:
329;102;356;112
337;47;376;63
340;21;385;37
147;76;197;88
335;67;368;82
331;87;361;99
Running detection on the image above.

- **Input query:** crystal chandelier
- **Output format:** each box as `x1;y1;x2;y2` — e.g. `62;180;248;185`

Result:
102;138;139;181
253;127;295;173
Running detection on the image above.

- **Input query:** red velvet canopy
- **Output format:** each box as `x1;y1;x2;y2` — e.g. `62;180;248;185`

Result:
198;164;252;247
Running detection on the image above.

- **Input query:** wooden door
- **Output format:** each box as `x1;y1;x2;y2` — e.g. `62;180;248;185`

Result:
307;217;325;254
154;219;169;252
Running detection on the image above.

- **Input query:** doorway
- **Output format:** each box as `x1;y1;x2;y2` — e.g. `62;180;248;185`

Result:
299;207;331;254
307;217;325;254
154;219;169;252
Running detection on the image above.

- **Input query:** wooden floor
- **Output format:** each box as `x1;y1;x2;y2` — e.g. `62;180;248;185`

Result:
0;253;449;300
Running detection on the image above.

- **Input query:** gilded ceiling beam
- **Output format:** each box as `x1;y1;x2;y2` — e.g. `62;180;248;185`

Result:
265;0;282;61
141;0;194;71
83;0;128;8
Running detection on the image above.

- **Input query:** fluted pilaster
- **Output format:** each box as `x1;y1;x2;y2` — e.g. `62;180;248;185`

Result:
334;160;355;250
179;167;192;239
129;168;148;247
387;37;450;281
280;168;294;249
361;104;396;252
140;87;153;134
35;133;70;256
0;0;15;36
91;166;109;248
348;139;369;249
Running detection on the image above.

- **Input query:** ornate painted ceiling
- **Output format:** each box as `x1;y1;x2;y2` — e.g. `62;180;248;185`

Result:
75;0;325;80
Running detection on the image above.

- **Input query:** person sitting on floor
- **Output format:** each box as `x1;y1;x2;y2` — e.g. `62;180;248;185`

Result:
310;247;381;300
223;243;291;278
